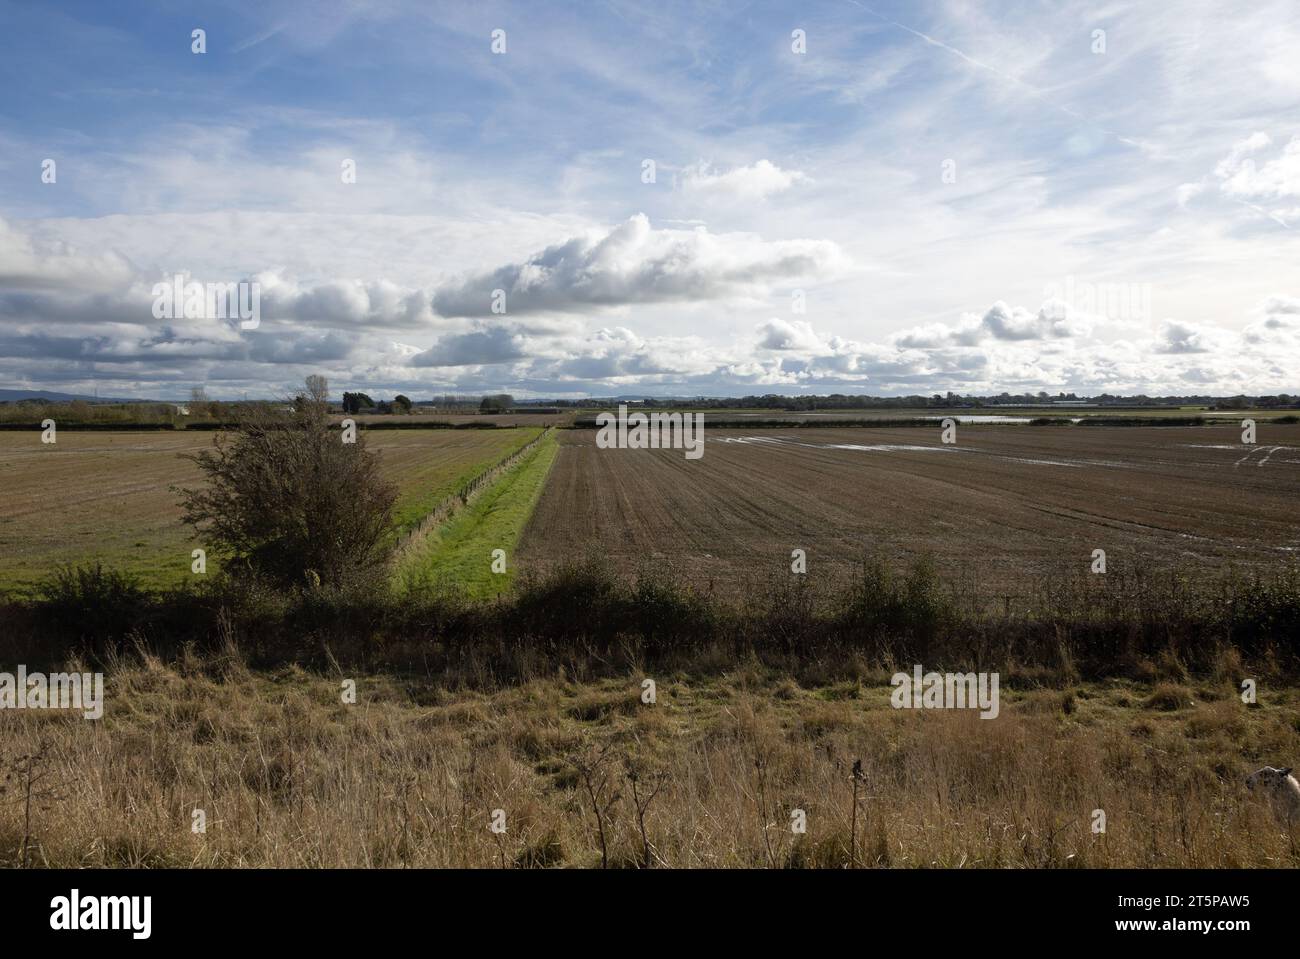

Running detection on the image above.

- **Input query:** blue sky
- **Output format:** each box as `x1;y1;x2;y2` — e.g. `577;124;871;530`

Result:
1;0;1298;398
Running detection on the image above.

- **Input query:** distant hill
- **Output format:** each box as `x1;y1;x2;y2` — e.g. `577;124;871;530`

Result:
0;389;148;403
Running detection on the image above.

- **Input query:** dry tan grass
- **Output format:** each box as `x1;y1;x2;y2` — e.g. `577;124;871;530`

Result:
3;650;1298;869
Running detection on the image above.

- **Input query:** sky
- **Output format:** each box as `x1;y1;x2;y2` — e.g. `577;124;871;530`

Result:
1;0;1298;400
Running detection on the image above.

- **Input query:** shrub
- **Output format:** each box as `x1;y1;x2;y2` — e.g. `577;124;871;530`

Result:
37;563;145;641
836;554;952;645
177;376;398;595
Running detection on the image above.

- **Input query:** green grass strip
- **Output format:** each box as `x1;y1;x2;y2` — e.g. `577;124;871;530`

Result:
390;427;542;535
397;430;558;599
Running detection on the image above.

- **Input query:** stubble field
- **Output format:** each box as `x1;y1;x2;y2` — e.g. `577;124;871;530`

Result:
0;427;541;593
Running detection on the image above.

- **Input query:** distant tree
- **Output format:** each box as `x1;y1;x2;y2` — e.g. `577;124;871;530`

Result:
392;394;412;414
188;385;220;420
341;391;376;414
479;394;514;412
179;376;398;593
305;374;329;406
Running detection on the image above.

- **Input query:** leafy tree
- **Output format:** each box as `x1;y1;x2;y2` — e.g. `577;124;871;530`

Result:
179;376;398;593
479;393;514;412
393;394;412;414
341;391;375;414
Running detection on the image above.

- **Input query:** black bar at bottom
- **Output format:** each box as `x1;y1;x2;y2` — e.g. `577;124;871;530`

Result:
0;868;1286;945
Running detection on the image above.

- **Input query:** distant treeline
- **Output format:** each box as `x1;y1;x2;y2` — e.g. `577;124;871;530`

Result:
0;419;512;431
6;390;1299;424
571;415;941;429
190;420;510;431
15;412;1297;433
561;392;1300;411
0;400;183;426
570;414;1300;429
0;422;177;431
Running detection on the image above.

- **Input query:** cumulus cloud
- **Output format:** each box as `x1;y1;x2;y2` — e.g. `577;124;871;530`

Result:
1214;133;1274;181
1154;320;1217;354
402;293;1300;397
256;273;434;329
1243;295;1300;346
1216;133;1300;200
431;214;848;317
679;160;809;200
0;217;136;292
756;318;827;351
1181;133;1300;223
893;301;1089;349
3;212;1297;400
411;327;528;367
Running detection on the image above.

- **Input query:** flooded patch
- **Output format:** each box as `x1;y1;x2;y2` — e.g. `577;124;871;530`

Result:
993;456;1081;468
713;436;951;453
827;443;953;453
713;436;1080;463
1233;445;1289;467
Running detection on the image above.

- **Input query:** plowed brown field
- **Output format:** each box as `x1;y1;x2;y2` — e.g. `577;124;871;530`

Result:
517;424;1300;594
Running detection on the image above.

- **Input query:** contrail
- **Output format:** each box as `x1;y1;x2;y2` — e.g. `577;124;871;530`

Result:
844;0;1143;149
1231;197;1293;231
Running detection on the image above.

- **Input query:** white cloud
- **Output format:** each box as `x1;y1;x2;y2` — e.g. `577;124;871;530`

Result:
431;214;849;317
412;327;528;367
756;318;827;352
0;218;136;292
893;301;1089;349
1183;132;1300;224
257;274;435;330
400;289;1300;397
3;196;1295;399
1154;320;1217;354
1218;134;1300;201
680;160;809;200
1214;132;1273;180
1243;295;1300;346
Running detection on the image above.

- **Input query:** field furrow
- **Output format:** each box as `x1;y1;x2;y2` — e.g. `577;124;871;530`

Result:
517;424;1300;595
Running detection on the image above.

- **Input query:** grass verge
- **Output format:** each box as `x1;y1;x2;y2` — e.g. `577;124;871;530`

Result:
397;429;559;599
390;427;542;535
